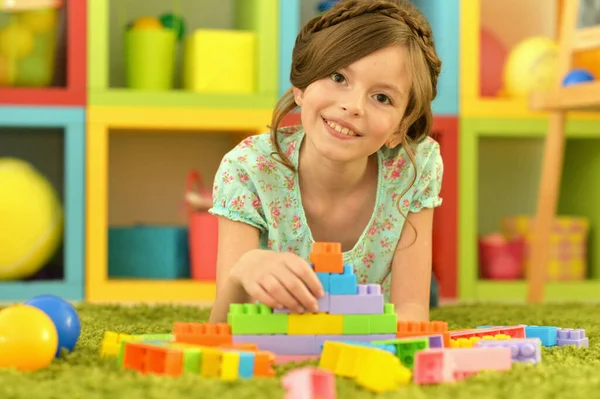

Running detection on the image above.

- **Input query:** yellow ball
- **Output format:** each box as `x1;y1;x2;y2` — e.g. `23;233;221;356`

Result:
18;9;58;33
503;36;558;97
0;158;63;280
0;304;58;371
0;23;34;59
131;17;163;29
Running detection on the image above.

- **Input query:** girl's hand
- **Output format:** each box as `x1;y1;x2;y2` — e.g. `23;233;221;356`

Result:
229;249;324;313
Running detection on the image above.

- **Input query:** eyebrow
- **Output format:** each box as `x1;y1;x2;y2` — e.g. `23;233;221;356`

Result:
341;65;404;97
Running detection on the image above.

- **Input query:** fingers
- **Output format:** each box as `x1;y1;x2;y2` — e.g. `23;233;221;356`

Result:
283;253;325;299
273;266;319;313
259;274;305;313
245;281;281;310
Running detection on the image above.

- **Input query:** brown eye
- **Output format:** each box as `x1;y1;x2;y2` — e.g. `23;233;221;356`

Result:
374;93;392;105
330;72;345;84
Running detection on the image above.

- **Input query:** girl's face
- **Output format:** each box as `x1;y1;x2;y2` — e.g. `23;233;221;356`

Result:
293;45;411;163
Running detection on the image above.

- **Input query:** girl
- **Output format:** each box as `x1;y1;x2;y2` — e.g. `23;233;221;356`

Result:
208;0;443;323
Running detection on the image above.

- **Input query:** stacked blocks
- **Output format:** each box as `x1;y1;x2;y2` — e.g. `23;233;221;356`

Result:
229;242;397;355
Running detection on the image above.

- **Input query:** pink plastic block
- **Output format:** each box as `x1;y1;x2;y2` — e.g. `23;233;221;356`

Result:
475;338;542;363
314;334;396;351
232;335;318;354
329;284;383;314
276;355;320;365
274;294;330;313
557;328;589;348
414;349;456;385
448;347;513;380
282;366;336;399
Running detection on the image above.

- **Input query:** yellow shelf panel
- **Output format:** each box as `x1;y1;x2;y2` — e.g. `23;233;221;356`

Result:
530;81;600;113
87;279;216;303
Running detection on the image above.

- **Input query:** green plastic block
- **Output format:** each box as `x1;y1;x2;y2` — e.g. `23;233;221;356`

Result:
372;337;429;370
368;303;397;334
136;333;173;341
343;315;371;334
183;348;203;374
228;303;288;334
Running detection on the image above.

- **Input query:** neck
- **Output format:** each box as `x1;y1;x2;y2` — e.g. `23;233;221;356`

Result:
298;138;375;198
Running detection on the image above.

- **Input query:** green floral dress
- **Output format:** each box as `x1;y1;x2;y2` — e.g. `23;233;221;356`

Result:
210;126;443;302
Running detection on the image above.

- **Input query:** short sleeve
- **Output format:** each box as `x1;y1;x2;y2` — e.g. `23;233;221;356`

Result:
209;150;268;231
409;139;444;213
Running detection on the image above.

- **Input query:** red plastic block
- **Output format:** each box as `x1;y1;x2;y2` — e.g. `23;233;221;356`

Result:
450;325;525;340
122;341;183;377
310;242;343;273
282;366;336;399
397;320;450;347
173;322;232;346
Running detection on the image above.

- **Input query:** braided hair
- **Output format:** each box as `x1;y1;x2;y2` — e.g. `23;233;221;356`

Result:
269;0;442;172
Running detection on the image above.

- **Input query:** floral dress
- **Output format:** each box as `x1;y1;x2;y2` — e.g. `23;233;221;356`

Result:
209;126;443;302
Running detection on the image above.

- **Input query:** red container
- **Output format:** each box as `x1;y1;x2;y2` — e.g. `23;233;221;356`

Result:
186;170;218;281
478;234;525;280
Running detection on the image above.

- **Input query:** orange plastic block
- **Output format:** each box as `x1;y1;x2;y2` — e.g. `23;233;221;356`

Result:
253;350;276;377
217;342;258;351
396;321;451;347
450;325;525;341
122;341;183;377
310;242;343;273
173;322;232;347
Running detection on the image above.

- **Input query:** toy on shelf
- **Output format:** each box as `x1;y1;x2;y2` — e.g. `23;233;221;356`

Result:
563;68;595;85
0;0;63;87
124;13;185;91
478;233;525;280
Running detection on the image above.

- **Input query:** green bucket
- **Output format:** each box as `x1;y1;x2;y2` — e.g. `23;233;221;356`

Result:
124;27;176;91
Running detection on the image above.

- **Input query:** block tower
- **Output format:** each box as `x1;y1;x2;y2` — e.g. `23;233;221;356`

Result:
227;242;399;355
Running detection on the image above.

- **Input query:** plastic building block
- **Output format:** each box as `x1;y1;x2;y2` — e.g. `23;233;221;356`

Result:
336;341;396;355
310;242;344;273
220;351;240;381
314;334;396;351
354;347;412;393
100;331;135;357
275;294;330;314
343;315;371;334
316;272;330;293
475;338;542;364
557;328;589;348
238;352;255;379
282;366;336;399
397;320;450;347
253;351;276;377
232;335;318;355
173;322;232;346
450;334;511;348
329;284;384;314
371;337;429;370
288;313;343;335
369;303;397;334
228;304;288;334
329;265;358;295
123;341;184;377
450;325;525;340
414;349;457;385
525;325;558;347
427;334;444;349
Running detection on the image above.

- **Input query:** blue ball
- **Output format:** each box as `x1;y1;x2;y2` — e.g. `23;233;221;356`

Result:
25;295;81;358
562;69;595;86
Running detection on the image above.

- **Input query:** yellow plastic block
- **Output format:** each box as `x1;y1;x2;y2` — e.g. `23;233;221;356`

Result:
220;351;240;381
183;29;256;94
100;331;140;357
335;344;372;378
201;348;222;378
355;349;412;393
288;313;344;335
319;341;344;371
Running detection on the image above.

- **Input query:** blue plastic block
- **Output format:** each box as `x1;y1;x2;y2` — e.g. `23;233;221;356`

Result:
329;265;358;294
316;272;330;293
238;352;255;379
108;225;191;279
525;326;558;347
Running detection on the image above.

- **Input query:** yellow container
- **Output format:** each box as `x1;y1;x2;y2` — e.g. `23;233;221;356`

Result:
0;0;63;87
501;216;589;281
183;29;255;94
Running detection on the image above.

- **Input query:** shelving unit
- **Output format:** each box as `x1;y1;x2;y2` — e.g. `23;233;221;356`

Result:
0;107;85;301
0;0;87;106
459;118;600;300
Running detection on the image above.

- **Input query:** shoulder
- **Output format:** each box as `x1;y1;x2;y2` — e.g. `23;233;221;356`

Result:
380;136;442;183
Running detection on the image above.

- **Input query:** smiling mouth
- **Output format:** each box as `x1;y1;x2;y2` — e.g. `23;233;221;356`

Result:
322;117;361;137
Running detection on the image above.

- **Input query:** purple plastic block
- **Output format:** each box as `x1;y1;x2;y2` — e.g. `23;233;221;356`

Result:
475;338;542;363
557;328;589;348
274;294;330;314
428;334;444;348
329;284;383;314
314;334;396;351
232;334;319;355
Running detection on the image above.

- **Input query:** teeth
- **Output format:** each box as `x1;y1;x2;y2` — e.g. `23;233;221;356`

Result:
326;120;357;136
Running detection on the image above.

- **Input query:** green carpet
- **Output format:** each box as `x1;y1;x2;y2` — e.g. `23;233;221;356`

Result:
1;302;598;398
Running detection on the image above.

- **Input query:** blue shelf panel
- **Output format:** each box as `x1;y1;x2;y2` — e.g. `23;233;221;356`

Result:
279;0;300;98
0;106;85;301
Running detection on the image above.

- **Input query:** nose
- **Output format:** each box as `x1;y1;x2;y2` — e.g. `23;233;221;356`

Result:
340;88;365;117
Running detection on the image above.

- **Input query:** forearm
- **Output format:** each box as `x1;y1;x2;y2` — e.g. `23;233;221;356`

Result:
209;277;250;323
393;301;430;322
